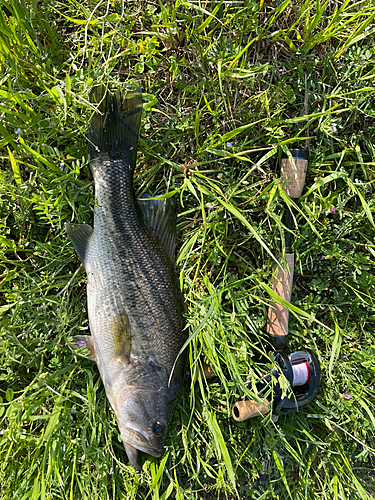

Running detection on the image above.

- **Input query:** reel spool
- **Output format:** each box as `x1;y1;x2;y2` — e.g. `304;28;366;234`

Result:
232;349;320;422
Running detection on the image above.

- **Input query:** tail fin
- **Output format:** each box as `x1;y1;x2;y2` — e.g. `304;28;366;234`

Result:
88;86;142;169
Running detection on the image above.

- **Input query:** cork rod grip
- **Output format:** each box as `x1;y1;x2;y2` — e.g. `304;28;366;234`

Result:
232;398;270;422
279;158;308;198
266;253;294;344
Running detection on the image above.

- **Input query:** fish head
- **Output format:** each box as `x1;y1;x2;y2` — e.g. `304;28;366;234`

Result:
117;388;169;469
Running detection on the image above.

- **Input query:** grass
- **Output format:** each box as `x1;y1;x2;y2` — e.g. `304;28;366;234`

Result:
1;0;375;498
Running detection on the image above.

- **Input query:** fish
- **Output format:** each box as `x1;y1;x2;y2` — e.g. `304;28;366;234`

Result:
65;86;186;469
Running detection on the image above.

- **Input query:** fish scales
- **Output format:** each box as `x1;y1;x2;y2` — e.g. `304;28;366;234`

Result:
88;156;182;368
66;87;186;469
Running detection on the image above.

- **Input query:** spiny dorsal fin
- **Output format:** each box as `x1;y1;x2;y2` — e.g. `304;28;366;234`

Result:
65;223;93;265
88;86;142;168
138;195;177;262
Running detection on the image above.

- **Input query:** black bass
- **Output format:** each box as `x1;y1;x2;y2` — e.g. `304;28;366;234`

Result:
65;87;186;469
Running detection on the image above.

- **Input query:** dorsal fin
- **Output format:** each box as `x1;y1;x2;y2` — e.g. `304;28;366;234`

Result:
65;223;93;265
138;195;177;262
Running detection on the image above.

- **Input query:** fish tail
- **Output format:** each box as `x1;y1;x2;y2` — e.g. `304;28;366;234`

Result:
88;86;142;170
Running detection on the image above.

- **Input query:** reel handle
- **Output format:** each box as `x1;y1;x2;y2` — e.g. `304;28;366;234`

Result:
232;398;270;422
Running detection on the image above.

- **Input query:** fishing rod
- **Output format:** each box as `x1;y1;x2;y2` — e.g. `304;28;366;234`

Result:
232;147;321;489
232;148;320;423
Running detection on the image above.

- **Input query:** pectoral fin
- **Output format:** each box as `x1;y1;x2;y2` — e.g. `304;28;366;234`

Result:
112;312;131;364
71;335;96;361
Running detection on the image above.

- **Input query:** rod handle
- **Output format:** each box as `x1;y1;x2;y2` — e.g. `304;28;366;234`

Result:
280;157;308;198
266;253;294;350
232;398;270;422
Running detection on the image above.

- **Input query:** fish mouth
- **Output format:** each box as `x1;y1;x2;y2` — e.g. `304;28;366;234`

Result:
121;420;164;459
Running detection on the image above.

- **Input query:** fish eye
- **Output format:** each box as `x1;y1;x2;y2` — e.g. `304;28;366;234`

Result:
152;421;166;436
